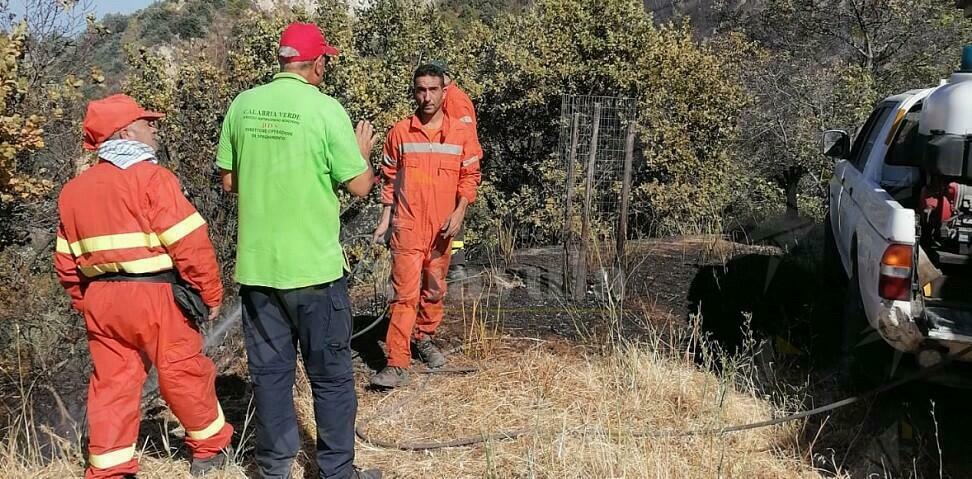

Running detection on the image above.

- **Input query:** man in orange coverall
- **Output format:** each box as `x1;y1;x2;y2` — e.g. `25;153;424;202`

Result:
370;63;482;388
54;94;233;478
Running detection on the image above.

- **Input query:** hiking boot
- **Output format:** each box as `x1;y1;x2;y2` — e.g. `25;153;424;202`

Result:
190;446;233;477
370;366;409;388
446;264;468;283
415;337;447;369
351;466;383;478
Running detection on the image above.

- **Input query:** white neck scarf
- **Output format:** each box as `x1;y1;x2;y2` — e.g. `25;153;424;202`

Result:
98;139;157;170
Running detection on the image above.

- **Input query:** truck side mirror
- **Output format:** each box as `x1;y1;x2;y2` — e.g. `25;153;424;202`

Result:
822;130;850;159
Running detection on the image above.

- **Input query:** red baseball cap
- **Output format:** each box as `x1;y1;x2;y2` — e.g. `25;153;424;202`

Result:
83;94;164;151
278;22;339;64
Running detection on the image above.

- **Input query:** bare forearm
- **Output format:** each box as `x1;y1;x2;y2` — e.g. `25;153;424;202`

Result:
220;169;236;193
346;167;375;198
454;197;469;213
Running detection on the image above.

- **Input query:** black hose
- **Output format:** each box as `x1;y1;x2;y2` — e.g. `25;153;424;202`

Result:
351;309;387;341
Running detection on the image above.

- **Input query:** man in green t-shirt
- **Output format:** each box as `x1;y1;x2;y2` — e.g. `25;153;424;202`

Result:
216;22;380;479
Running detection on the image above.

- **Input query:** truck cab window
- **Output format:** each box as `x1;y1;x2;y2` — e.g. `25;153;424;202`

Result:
885;105;923;167
849;105;893;171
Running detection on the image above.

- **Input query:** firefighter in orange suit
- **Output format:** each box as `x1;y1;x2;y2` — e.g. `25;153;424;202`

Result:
439;63;478;281
443;71;476;128
54;94;233;478
370;64;482;388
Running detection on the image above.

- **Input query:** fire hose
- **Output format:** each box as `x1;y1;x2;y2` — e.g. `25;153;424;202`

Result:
354;344;972;451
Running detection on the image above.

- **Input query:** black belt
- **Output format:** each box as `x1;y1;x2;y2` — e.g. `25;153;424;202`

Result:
89;270;179;283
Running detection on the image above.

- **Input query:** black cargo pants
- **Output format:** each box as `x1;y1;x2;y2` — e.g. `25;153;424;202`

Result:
240;277;356;479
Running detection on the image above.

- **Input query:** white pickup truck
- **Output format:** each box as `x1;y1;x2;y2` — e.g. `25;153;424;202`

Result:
823;50;972;371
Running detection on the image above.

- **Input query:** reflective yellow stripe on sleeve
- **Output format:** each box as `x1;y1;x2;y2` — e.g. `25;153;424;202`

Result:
70;232;162;256
451;241;465;249
79;254;174;278
88;444;136;470
187;404;225;440
159;212;206;246
56;236;72;255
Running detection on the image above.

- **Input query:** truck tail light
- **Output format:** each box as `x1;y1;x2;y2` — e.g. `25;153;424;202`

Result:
879;243;913;301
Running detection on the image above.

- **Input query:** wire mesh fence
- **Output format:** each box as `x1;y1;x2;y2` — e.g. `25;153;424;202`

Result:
559;94;637;235
559;94;638;299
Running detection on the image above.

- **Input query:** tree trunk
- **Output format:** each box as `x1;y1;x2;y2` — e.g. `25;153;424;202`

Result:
784;178;800;219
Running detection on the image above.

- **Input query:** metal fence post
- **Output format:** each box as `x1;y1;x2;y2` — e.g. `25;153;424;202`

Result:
618;121;636;267
563;112;581;297
576;103;601;301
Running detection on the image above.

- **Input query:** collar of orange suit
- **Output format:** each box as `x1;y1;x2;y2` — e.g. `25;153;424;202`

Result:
409;111;453;138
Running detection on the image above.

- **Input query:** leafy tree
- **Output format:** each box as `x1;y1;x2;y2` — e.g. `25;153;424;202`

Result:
0;23;47;203
714;0;972;218
719;35;875;218
479;0;746;238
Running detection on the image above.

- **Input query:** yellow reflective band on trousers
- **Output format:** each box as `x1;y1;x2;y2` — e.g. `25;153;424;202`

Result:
89;443;136;469
79;254;174;277
56;236;72;255
69;231;162;256
159;212;206;246
451;241;465;250
187;404;225;440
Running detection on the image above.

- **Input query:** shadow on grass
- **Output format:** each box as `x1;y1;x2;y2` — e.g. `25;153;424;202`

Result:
689;220;972;477
687;224;846;368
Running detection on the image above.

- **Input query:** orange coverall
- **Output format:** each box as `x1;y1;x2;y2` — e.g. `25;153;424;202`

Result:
55;161;232;478
444;84;477;128
380;114;482;368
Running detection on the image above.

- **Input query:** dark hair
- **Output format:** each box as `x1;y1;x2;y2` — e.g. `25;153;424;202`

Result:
413;63;446;86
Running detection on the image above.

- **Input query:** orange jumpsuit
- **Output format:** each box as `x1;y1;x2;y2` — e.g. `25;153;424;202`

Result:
444;84;477;128
380;114;482;368
55;161;232;478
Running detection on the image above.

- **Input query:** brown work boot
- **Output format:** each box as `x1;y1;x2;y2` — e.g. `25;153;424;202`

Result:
415;337;447;369
190;446;234;477
370;366;409;388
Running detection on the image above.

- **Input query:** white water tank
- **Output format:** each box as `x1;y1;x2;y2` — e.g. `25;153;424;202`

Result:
920;46;972;137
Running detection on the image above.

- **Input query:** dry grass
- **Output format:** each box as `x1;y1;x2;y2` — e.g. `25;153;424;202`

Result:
0;237;829;478
346;340;821;479
0;337;825;478
348;347;809;477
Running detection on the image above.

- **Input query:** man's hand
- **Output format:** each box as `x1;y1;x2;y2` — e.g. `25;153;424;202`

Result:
208;304;222;321
373;222;389;245
441;200;469;239
219;169;236;193
373;205;392;244
356;120;376;160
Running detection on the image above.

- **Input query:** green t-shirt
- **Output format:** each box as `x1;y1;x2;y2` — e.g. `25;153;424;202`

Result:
216;72;367;289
